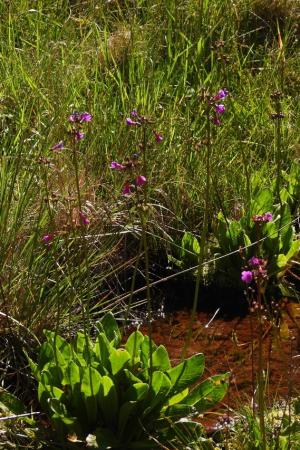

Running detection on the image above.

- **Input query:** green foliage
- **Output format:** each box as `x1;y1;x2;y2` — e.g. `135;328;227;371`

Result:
29;313;229;449
0;388;38;449
214;181;298;294
226;399;300;449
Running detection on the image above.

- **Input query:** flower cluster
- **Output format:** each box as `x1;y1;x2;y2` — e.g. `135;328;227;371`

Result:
111;157;147;196
210;89;229;126
241;257;268;284
79;210;90;225
252;212;273;223
122;175;147;196
68;111;92;141
125;109;163;143
42;234;54;244
50;111;92;150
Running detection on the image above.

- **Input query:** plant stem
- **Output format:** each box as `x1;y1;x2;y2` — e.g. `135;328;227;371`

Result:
182;105;211;359
257;278;266;450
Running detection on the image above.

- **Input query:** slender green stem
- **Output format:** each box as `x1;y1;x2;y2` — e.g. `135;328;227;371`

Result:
71;136;92;362
124;239;143;328
182;106;211;359
257;280;266;450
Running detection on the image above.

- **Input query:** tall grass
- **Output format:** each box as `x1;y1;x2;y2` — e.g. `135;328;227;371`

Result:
0;0;298;329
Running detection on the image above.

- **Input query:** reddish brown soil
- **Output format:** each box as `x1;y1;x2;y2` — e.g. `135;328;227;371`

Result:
137;304;300;430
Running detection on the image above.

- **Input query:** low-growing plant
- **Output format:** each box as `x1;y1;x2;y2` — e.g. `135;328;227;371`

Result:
224;398;300;449
28;313;229;449
167;184;299;299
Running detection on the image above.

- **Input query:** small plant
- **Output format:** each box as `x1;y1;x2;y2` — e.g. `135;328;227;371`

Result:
214;186;299;298
28;313;229;449
225;399;300;449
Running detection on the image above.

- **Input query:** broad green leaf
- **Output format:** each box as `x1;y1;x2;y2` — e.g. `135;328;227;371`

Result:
74;332;93;366
37;342;55;369
109;348;130;375
44;330;72;362
62;360;81;387
94;332;111;370
164;403;196;418
48;397;68;416
140;336;157;371
81;367;102;428
181;232;200;257
167;353;205;394
143;371;171;415
166;388;189;406
185;373;229;411
97;376;118;429
251;188;273;216
285;240;300;261
122;368;143;384
118;401;139;438
82;367;102;397
98;312;121;346
125;330;144;362
152;345;171;370
227;221;242;248
84;395;98;429
38;383;64;413
123;383;148;403
277;203;293;253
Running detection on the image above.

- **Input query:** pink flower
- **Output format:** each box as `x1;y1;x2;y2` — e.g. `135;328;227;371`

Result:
214;89;229;101
51;140;64;151
42;234;53;244
122;182;132;195
80;112;92;122
215;104;225;115
68;112;92;123
263;212;273;222
248;256;262;267
110;161;126;170
79;211;90;225
241;270;253;284
131;109;139;118
126;117;140;126
212;116;221;126
253;212;273;223
154;131;163;143
135;175;147;186
74;131;85;140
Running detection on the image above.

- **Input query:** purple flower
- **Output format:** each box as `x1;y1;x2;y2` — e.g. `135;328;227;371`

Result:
80;112;92;122
248;256;262;267
214;88;229;101
68;112;81;122
263;212;273;222
154;131;163;143
253;214;263;223
215;104;225;115
110;161;126;170
79;211;90;225
212;116;221;126
253;212;273;223
131;109;139;118
122;182;132;195
126;117;140;126
51;140;64;151
75;131;85;141
135;175;147;186
42;234;53;244
68;111;92;123
241;270;253;284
